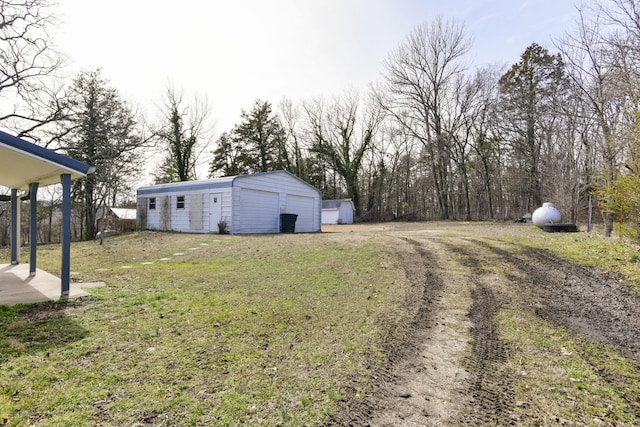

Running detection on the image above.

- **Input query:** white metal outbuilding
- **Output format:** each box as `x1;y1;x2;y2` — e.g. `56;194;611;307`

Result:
136;170;322;234
322;199;355;224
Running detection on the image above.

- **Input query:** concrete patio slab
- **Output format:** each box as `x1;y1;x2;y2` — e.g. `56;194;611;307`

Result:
0;263;98;306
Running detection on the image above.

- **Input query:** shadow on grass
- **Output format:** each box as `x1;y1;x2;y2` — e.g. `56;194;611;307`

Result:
0;300;89;360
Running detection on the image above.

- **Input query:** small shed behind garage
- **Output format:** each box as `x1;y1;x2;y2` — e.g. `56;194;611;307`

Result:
322;199;355;224
137;170;322;234
97;208;137;234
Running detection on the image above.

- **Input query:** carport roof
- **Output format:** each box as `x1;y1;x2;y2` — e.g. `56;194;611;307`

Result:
0;129;95;190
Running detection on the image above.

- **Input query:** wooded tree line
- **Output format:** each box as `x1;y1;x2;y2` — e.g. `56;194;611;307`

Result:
208;2;640;238
1;0;639;242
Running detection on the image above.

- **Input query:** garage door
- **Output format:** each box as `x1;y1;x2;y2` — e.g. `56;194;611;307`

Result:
238;188;279;233
285;194;315;232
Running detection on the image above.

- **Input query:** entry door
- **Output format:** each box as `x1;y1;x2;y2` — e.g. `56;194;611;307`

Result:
209;193;222;232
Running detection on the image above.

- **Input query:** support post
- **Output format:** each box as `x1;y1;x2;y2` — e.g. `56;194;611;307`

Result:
587;195;593;233
10;189;20;264
61;173;72;298
29;182;39;276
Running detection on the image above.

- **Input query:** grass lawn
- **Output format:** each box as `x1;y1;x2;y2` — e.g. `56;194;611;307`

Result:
1;223;639;426
0;231;406;426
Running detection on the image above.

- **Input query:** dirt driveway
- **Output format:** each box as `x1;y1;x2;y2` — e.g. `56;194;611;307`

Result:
323;223;640;426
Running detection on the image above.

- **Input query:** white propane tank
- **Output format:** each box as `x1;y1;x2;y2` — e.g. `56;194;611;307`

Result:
532;202;562;228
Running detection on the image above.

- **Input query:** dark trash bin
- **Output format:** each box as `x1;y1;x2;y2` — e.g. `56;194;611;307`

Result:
280;213;298;233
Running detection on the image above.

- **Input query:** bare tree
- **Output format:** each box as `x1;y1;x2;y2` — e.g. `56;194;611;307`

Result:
0;0;66;138
303;91;383;218
462;66;506;220
382;117;422;220
599;0;640;86
153;85;213;183
279;97;308;179
556;4;632;236
589;0;640;235
380;17;472;219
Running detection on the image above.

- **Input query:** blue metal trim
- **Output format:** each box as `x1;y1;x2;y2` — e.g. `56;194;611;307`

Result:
137;178;234;195
60;173;71;298
10;189;18;264
0;129;94;176
29;182;39;276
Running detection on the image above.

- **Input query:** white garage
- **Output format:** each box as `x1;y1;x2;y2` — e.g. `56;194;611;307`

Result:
136;170;322;234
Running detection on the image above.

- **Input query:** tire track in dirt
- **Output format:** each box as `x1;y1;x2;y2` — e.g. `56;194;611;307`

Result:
327;231;640;425
327;235;471;426
327;234;524;426
473;240;640;363
365;236;462;426
441;241;517;426
468;239;640;418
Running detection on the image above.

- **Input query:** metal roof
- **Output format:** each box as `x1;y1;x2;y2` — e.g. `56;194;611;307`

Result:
137;176;236;195
322;199;354;209
109;208;137;220
137;170;322;196
0;129;94;190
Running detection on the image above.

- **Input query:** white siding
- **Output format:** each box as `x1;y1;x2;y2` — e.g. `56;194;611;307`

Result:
321;200;354;224
236;188;279;233
189;194;204;230
285;194;315;232
159;196;171;230
140;188;232;233
168;195;189;231
204;188;233;232
338;203;354;224
232;172;321;234
147;197;160;229
136;196;161;230
137;171;321;234
322;209;340;225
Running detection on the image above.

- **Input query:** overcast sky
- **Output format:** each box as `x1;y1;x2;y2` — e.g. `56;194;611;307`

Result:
53;0;581;134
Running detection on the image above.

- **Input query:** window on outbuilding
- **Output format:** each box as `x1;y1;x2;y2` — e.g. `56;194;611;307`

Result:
177;195;185;209
149;197;156;210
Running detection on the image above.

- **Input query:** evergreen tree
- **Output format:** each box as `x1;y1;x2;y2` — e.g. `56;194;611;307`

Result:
209;132;245;177
209;99;288;176
498;43;568;211
60;69;144;239
233;99;287;173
